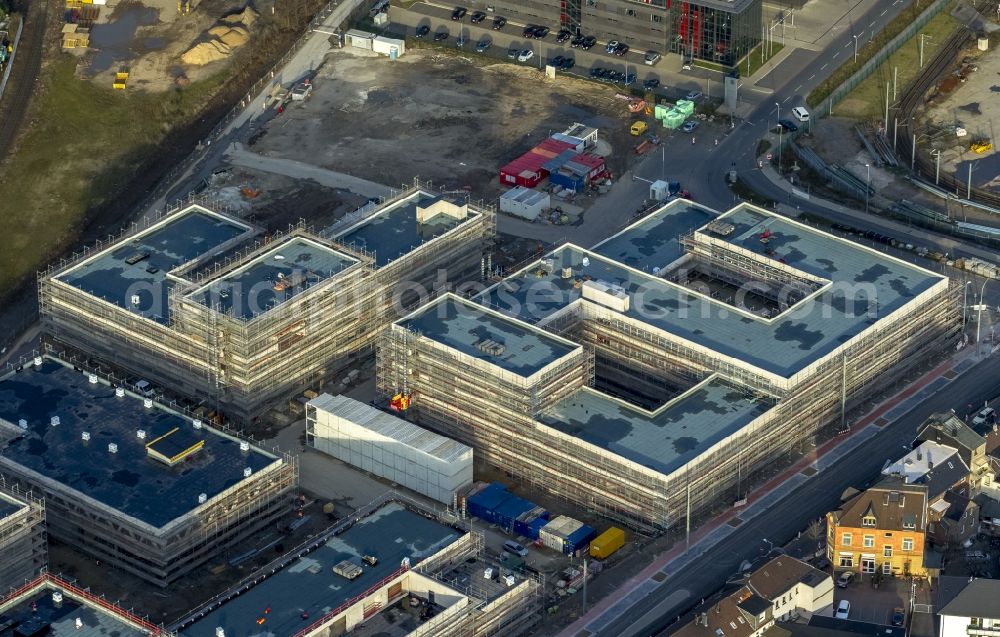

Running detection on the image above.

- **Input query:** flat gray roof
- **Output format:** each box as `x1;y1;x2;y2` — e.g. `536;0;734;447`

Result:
190;237;359;319
0;358;278;528
479;203;943;378
592;199;717;272
539;377;772;475
334;192;475;266
0;586;150;636
56;206;251;324
180;502;462;637
397;295;581;377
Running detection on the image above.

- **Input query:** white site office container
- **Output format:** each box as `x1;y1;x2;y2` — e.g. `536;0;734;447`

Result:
307;394;473;504
372;36;405;57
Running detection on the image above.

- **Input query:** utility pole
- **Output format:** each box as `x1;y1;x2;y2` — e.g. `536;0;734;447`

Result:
968;163;974;198
685;479;692;552
920;34;926;68
911;133;916;172
933;149;941;184
885;83;889;126
582;557;588;612
893;66;898;101
893;118;898;152
840;353;847;431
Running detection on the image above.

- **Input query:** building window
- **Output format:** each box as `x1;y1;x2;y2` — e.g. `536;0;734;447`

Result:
862;515;876;527
839;555;854;568
652;13;662;22
902;538;913;551
863;535;874;548
861;557;875;573
882;562;892;574
883;546;893;557
841;533;852;546
902;519;915;529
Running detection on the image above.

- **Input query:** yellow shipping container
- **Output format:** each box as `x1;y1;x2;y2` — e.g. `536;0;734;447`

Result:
589;527;625;559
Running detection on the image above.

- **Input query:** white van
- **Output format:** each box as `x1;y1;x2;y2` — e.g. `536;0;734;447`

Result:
503;540;528;557
791;106;810;122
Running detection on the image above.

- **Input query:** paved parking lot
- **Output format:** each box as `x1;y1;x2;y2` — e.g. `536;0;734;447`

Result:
835;576;914;626
388;1;721;101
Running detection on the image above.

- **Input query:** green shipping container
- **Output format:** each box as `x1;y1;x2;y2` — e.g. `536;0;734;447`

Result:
589;527;625;559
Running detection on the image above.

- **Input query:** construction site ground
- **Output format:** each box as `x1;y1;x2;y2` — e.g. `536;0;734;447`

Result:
920;33;1000;192
245;47;634;198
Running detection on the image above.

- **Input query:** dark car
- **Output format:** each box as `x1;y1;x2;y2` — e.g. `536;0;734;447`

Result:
643;78;660;90
777;118;798;132
590;67;604;78
615;42;629;56
475;37;492;52
533;25;549;38
434;30;449;41
891;608;905;627
570;34;584;47
624;72;636;84
492;16;506;29
414;25;430;38
470;10;486;23
523;24;536;38
451;6;467;20
507;46;519;58
550;55;566;67
559;57;575;70
581;35;596;50
556;29;571;43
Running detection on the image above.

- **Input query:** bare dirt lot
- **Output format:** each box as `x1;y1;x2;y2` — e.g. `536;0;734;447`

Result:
248;47;634;197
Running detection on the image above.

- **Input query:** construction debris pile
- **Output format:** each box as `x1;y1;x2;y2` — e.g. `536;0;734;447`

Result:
181;5;256;66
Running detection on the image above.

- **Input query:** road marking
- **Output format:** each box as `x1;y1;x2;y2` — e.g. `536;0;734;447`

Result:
870;20;876;27
794;84;802;91
880;9;887;15
808;74;815;80
783;96;791;103
833;51;839;58
845;42;851;48
820;64;827;70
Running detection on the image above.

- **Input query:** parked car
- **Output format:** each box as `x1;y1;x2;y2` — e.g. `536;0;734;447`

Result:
556;29;572;43
681;57;693;70
644;50;661;65
835;600;851;620
533;25;549;38
606;40;619;53
682;120;699;133
434;30;449;41
590;67;605;78
892;608;905;627
836;571;855;588
624;72;636;84
570;34;584;47
504;540;529;557
470;10;486;23
492;16;507;29
414;25;430;38
523;24;536;38
777;119;798;132
792;106;810;122
614;43;629;56
559;57;575;70
451;6;467;20
973;406;996;425
456;34;468;46
507;46;519;58
134;380;156;398
517;49;534;62
685;90;703;100
643;78;660;90
581;36;596;50
550;55;566;67
475;37;492;52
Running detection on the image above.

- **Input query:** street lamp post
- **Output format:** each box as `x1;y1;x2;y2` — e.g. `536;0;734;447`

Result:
964;281;972;329
763;538;774;555
776;102;781;173
976;280;989;354
865;163;871;214
853;34;859;64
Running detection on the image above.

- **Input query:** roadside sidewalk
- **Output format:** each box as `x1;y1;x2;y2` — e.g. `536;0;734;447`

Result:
557;345;980;637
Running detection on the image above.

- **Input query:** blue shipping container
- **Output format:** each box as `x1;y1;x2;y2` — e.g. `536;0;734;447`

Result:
466;482;550;540
563;524;597;554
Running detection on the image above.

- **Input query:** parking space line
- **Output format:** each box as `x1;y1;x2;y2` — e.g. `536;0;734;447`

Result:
834;51;839;58
808;74;815;80
794;84;802;91
783;96;791;103
870;20;876;27
880;9;887;15
820;64;827;70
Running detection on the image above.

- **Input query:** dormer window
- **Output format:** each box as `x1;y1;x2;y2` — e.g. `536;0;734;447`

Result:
902;519;915;530
862;515;876;527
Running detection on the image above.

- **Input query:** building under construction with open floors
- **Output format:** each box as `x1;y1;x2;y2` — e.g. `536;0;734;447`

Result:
173;496;542;637
0;480;46;595
0;355;297;587
378;200;961;530
37;181;494;424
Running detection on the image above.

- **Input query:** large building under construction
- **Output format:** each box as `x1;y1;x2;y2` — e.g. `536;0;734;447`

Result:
38;183;494;424
173;497;541;637
0;481;46;594
0;356;296;587
378;200;960;529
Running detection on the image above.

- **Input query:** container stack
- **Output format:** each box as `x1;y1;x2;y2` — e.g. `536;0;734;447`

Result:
540;516;596;554
465;482;550;539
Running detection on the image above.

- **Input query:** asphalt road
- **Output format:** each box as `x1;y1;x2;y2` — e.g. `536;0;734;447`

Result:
0;0;51;160
604;350;1000;637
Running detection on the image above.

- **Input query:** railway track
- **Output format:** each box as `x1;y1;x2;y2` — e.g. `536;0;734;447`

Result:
0;0;52;162
895;27;1000;210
